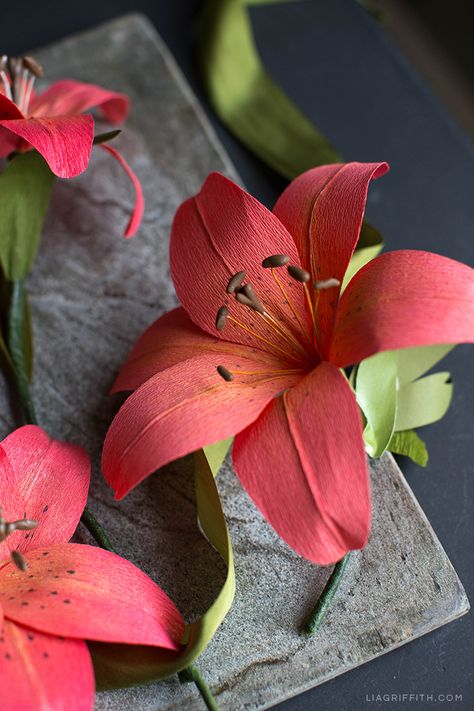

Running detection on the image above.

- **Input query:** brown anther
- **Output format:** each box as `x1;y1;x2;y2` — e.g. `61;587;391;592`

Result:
314;278;341;290
262;254;290;268
0;55;7;72
226;271;246;293
287;265;311;283
235;283;265;314
10;550;28;572
9;519;37;532
217;365;234;382
22;56;44;78
215;306;229;331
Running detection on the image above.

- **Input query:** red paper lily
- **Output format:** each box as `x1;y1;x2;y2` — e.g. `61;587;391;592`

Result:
0;57;143;236
102;164;474;565
0;425;184;710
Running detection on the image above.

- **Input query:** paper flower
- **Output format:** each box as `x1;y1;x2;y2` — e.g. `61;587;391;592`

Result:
102;163;474;564
0;425;185;710
0;55;143;236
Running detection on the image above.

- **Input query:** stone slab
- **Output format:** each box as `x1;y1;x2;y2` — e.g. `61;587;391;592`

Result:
0;14;468;710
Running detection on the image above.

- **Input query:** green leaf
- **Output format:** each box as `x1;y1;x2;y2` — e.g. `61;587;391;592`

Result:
90;449;235;689
203;437;233;475
354;351;398;458
199;0;340;180
0;152;55;280
387;430;429;467
395;372;453;431
0;270;34;381
396;344;454;387
93;129;122;145
342;221;384;291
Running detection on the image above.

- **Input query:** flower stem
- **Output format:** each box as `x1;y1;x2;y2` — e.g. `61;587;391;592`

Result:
303;553;351;634
178;665;219;711
6;278;114;554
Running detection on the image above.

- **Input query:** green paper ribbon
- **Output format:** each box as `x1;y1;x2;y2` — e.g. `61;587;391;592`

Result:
0;151;55;280
90;441;235;689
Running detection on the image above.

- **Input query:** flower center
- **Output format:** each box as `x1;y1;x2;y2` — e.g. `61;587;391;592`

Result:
215;254;340;381
0;508;38;572
0;54;43;114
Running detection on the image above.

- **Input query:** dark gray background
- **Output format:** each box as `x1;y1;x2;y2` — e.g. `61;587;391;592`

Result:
1;1;472;709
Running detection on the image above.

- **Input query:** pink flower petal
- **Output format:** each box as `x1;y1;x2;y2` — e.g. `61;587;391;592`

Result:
99;143;144;237
103;353;302;499
113;306;298;392
330;250;474;367
30;79;129;123
0;425;90;559
273;162;389;356
0;619;94;711
170;172;310;355
0;114;94;178
0;92;25;119
233;362;370;564
0;125;21;157
0;544;184;650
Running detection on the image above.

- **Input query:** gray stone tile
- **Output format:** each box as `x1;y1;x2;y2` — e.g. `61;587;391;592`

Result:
0;14;467;710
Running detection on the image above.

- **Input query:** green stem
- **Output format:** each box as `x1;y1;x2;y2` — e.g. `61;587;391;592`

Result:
178;665;219;711
6;278;115;554
7;279;37;425
303;553;351;634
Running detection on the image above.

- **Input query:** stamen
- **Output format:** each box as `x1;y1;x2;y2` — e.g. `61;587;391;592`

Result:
217;365;234;382
287;265;311;283
216;306;229;331
0;509;38;543
262;254;290;268
227;315;303;363
0;56;12;102
226;271;246;293
314;278;340;290
10;550;28;572
221;367;303;378
22;56;44;78
270;268;312;345
235;283;264;314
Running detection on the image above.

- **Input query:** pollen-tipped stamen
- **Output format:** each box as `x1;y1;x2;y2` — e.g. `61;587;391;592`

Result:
217;365;234;382
227;315;303;363
10;550;28;572
216;305;229;331
226;271;246;294
262;254;290;269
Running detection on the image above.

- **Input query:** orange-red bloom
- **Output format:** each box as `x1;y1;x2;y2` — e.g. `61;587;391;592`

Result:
0;61;143;236
0;426;184;711
102;164;474;564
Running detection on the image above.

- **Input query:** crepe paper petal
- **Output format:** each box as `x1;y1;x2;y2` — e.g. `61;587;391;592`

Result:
103;353;301;499
0;126;22;158
203;437;233;476
0;114;94;178
113;307;295;392
354;351;398;458
341;221;384;292
0;91;25;119
170;172;309;352
99;143;144;237
396;344;455;388
0;543;185;649
233;362;370;564
0;426;90;559
0;151;55;280
395;372;453;432
90;448;235;689
30;79;129;124
199;0;339;183
331;251;474;368
273;162;389;356
0;620;94;711
387;430;429;467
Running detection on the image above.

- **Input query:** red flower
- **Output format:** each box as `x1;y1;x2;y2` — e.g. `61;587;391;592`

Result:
0;56;143;236
0;426;184;710
102;164;474;564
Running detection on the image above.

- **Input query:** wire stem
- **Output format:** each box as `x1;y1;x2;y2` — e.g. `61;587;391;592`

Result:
303;553;351;634
178;664;220;711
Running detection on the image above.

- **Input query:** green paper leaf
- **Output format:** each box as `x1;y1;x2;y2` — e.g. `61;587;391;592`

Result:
342;221;384;291
354;351;398;458
93;129;122;145
0;271;34;381
0;152;55;280
90;449;235;689
397;344;454;387
203;437;233;475
388;430;429;467
199;0;339;180
395;372;453;432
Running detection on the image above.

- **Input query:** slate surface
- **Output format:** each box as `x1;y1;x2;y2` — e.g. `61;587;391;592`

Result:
0;13;469;711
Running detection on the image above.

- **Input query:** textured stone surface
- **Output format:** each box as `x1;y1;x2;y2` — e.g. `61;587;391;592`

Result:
0;14;468;710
